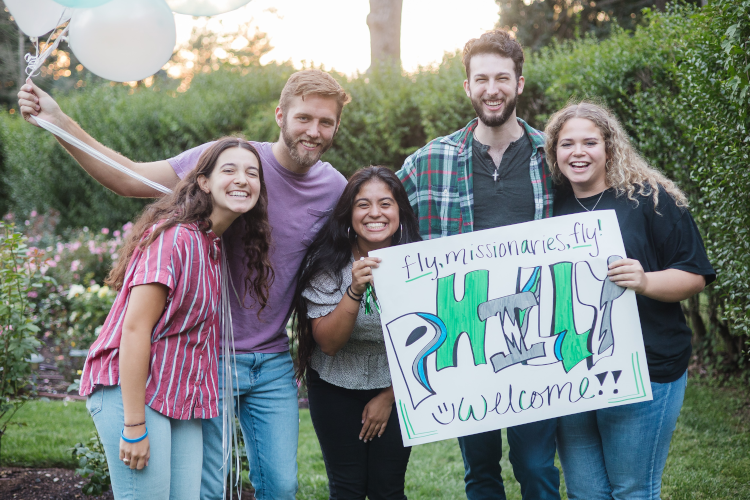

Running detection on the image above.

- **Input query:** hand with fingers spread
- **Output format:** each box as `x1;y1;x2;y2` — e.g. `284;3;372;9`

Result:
17;78;66;127
350;256;380;296
359;386;395;442
607;258;648;294
119;431;150;470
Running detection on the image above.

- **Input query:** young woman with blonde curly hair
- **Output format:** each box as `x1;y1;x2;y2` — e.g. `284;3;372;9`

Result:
545;102;715;499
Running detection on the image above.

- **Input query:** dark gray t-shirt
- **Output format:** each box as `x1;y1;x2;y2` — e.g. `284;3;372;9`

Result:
472;131;535;230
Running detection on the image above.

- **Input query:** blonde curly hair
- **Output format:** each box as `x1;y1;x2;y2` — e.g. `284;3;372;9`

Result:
544;101;687;210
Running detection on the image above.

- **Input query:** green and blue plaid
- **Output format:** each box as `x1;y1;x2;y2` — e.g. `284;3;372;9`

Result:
397;117;555;239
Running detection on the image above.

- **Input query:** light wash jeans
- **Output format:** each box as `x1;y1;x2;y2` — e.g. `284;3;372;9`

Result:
557;370;688;500
86;385;203;500
200;352;299;500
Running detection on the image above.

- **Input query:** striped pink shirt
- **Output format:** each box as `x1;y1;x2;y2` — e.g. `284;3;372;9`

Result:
80;222;222;420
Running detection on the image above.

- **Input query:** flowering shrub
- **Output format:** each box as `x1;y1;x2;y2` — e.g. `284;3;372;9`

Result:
0;222;50;455
0;212;130;362
64;284;117;350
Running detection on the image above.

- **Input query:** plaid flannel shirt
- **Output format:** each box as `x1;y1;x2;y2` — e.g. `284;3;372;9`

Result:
397;117;555;239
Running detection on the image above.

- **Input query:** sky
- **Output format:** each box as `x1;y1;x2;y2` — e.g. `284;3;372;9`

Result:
173;0;500;75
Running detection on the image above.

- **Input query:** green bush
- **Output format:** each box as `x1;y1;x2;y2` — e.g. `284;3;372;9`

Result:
0;221;49;458
0;2;747;371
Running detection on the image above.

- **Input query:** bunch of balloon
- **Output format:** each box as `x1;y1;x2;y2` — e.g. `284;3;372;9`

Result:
5;0;254;83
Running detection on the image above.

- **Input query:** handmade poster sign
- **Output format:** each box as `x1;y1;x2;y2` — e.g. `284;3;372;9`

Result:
370;210;652;446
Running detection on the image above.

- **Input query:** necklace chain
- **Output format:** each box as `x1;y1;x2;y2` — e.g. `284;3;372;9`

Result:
575;191;605;212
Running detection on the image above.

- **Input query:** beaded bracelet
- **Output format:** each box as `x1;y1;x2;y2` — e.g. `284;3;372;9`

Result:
121;427;149;443
346;285;363;302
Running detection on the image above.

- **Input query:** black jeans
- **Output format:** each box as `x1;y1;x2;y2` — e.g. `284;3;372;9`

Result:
307;369;412;500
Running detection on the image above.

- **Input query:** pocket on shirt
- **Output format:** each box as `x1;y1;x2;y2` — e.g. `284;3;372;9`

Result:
86;387;104;417
302;208;333;246
426;188;460;237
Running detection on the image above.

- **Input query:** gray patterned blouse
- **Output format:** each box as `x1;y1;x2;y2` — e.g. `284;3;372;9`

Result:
302;257;391;390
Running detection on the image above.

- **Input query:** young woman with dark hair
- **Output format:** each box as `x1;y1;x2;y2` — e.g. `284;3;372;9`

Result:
545;102;715;499
292;166;421;500
79;138;273;500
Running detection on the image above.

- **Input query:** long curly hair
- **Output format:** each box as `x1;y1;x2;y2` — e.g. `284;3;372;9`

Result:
106;138;274;313
291;166;421;381
544;101;687;210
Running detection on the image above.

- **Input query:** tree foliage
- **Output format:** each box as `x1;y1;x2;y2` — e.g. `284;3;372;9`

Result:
496;0;701;51
0;3;747;371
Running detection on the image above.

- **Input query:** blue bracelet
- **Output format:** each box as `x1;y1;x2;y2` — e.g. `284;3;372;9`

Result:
121;427;148;443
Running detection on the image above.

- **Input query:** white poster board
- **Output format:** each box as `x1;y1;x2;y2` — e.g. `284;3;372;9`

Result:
370;210;652;446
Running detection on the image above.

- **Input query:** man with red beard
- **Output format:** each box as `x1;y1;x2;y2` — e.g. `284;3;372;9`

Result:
396;30;559;500
18;70;349;500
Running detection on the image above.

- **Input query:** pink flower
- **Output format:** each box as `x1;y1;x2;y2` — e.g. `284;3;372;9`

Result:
27;291;38;298
114;230;121;237
71;260;81;272
30;210;37;217
101;228;110;235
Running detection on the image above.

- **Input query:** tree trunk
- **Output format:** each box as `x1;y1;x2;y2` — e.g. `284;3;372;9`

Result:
367;0;403;71
18;28;25;89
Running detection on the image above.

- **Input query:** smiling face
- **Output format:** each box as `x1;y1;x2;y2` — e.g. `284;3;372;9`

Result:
276;94;339;171
198;147;261;229
351;179;400;253
556;117;609;197
464;53;524;128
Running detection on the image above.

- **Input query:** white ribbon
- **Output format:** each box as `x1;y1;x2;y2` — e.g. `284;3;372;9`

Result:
24;9;72;78
34;117;173;195
220;249;243;500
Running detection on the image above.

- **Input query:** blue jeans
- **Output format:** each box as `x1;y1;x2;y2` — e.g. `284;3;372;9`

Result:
457;419;561;500
86;385;203;500
557;370;687;500
200;352;299;500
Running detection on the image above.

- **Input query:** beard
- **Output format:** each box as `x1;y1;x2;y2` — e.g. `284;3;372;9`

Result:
281;118;334;169
470;87;518;128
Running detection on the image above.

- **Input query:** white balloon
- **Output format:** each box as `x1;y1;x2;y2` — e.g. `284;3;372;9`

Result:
166;0;251;17
5;0;70;37
69;0;176;82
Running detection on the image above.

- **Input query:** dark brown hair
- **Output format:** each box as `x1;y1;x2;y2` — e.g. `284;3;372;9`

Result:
291;166;421;381
463;29;524;80
106;138;274;312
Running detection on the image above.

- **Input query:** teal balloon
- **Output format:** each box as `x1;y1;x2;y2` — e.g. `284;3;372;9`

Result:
166;0;251;17
52;0;114;7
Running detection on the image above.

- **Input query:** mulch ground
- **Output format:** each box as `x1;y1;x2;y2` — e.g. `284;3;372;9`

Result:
0;468;113;500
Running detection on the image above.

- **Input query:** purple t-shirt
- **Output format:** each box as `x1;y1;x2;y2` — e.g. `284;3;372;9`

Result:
169;142;346;353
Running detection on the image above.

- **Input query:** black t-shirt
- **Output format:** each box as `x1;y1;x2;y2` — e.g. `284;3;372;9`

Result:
472;131;535;230
555;186;716;383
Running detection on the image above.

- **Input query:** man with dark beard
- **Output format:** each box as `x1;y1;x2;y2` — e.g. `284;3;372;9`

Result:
396;30;560;500
18;70;350;500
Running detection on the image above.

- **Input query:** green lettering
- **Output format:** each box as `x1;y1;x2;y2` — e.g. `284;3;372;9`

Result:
436;271;489;370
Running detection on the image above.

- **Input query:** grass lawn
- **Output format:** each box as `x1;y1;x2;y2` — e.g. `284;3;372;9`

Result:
2;379;748;499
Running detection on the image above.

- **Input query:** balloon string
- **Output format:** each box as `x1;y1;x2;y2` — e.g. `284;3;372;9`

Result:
33;117;173;195
220;245;243;500
24;10;71;78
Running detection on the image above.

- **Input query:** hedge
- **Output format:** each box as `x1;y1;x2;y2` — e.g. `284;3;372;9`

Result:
0;2;747;369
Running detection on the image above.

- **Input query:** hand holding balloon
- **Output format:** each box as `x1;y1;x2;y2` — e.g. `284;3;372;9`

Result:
17;79;66;128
